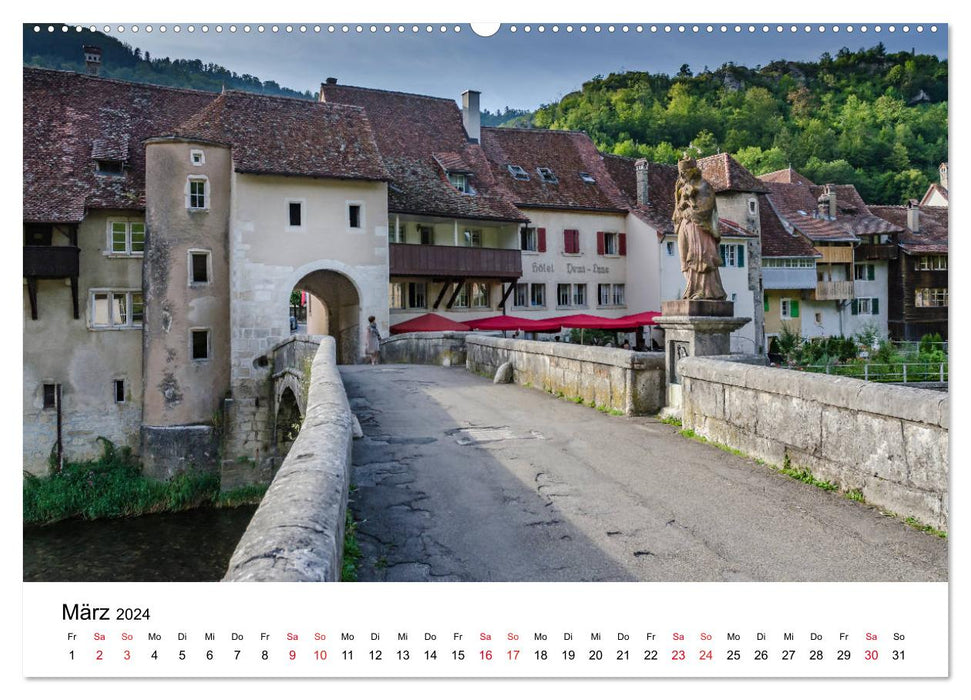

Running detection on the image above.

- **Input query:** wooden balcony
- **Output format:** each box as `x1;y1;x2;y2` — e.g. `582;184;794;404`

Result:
814;246;854;264
24;245;80;278
24;246;80;320
815;280;855;301
390;243;522;279
856;243;898;261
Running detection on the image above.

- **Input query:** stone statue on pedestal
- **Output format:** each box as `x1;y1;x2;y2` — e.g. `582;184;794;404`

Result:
673;156;727;301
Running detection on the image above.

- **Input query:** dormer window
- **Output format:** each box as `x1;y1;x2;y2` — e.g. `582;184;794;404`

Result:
448;172;473;194
579;171;596;184
537;167;558;184
96;159;124;175
507;164;530;181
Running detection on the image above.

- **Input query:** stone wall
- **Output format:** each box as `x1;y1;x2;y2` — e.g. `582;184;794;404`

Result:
380;331;471;366
680;356;949;530
223;336;352;581
466;335;665;415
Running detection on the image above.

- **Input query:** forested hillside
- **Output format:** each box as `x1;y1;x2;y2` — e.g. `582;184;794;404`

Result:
533;46;947;203
23;24;313;100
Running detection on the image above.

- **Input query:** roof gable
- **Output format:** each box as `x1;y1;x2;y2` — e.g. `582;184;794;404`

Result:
321;83;525;222
480;128;629;212
171;91;388;182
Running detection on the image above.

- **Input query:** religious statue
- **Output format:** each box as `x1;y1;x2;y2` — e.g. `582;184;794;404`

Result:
673;156;727;301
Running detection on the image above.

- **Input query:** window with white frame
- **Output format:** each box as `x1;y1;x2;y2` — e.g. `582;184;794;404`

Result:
407;282;427;309
389;282;405;309
915;255;947;271
190;149;205;166
90;289;144;329
763;258;815;268
448;172;472;194
573;283;587;307
514;283;528;308
520;227;538;252
719;243;745;267
187;177;208;210
288;200;304;229
603;232;619;256
598;284;612;306
666;241;676;256
463;229;482;247
780;298;800;320
578;171;596;184
388;223;405;244
189;250;211;285
452;283;469;308
348;203;363;229
108;220;145;256
507;164;530;181
748;199;757;216
537;167;558;184
471;282;490;308
612;284;625;307
557;283;571;307
851;297;879;315
190;328;211;361
915;288;948;307
530;283;546;307
854;263;875;281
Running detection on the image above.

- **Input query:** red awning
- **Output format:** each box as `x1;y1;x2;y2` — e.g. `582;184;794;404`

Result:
390;313;472;334
615;311;661;327
545;312;661;330
467;315;564;333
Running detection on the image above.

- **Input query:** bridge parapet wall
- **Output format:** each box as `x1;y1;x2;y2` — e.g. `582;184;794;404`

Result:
680;356;949;530
380;331;471;366
224;335;351;581
465;335;665;416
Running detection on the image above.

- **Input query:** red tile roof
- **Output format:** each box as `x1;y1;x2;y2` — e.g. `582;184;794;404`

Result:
761;180;900;242
600;154;678;235
23;67;215;223
697;153;768;193
480;127;629;212
870;205;949;254
758;167;816;187
758;194;822;258
320;83;526;222
170;91;388;182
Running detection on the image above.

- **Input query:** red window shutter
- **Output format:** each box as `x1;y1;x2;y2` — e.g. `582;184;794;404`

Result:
619;233;627;256
564;229;578;253
537;228;546;252
597;231;605;255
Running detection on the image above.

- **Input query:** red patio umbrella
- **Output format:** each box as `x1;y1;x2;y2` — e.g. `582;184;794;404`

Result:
390;313;472;334
614;311;661;327
468;315;564;333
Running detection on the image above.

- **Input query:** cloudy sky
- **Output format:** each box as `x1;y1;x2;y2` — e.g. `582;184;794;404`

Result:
91;23;946;111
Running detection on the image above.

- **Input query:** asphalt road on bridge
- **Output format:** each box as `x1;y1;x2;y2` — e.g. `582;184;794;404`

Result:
340;364;947;582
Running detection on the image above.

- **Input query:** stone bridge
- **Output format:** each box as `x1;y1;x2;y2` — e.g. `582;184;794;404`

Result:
224;334;947;582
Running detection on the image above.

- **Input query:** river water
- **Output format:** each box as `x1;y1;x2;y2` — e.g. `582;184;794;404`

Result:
23;505;258;582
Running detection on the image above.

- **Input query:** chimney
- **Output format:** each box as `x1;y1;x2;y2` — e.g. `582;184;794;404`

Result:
825;184;837;220
325;77;338;85
462;89;481;144
83;45;102;76
940;162;948;190
907;200;921;233
635;159;650;206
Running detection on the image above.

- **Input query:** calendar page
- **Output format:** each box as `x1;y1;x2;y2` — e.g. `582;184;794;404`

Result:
17;3;958;694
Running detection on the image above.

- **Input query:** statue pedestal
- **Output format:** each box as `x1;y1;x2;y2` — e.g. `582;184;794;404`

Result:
656;300;750;419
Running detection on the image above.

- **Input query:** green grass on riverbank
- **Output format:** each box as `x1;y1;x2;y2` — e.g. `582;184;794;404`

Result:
23;438;266;526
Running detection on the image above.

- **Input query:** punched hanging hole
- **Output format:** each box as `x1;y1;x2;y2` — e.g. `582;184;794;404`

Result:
470;23;501;37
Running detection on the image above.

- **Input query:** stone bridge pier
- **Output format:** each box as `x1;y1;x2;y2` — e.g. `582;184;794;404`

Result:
220;335;321;490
